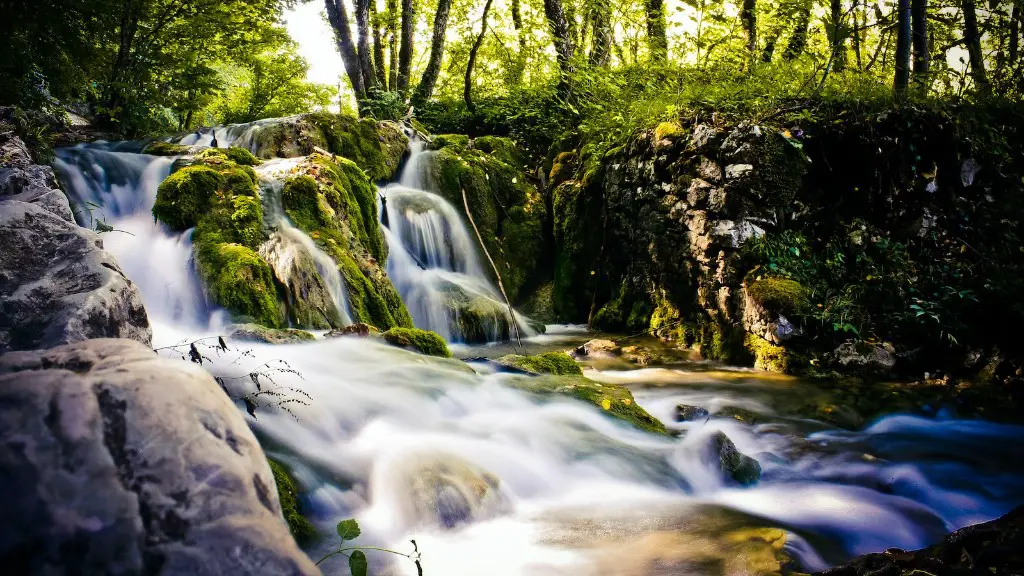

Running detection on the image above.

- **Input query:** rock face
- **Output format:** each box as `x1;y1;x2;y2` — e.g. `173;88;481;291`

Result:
0;339;319;575
0;197;151;353
0;133;75;223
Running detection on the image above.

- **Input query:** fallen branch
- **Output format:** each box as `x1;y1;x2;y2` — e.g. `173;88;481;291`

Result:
460;186;523;347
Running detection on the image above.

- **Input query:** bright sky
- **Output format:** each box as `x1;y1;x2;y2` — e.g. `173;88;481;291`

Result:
285;3;344;87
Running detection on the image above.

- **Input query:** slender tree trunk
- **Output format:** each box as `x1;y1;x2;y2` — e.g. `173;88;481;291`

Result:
962;0;990;93
465;0;495;112
411;0;455;107
646;0;669;62
387;0;399;90
1010;2;1019;64
894;0;912;99
397;0;414;93
326;0;366;100
590;0;612;67
911;0;929;89
852;0;863;68
355;0;377;92
370;0;388;88
741;0;757;64
830;0;847;72
784;2;812;60
543;0;576;94
509;0;528;83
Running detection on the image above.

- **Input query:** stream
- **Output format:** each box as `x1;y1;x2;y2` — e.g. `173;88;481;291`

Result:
53;128;1024;575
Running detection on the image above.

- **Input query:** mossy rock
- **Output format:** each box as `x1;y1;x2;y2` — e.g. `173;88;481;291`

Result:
281;154;413;330
496;352;582;376
746;278;808;315
267;458;317;545
195;242;284;328
519;283;556;325
306;112;407;180
428;134;470;151
152;165;222;230
221;146;261;166
654;121;686;143
552;180;602;322
511;374;669;435
226;324;316;345
143;141;191;156
746;333;790;372
383;327;451;358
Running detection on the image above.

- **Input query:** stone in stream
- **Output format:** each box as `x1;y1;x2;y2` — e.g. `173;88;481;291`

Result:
0;199;151;352
573;338;621;358
0;339;319;575
707;431;762;485
675;404;711;422
832;340;897;377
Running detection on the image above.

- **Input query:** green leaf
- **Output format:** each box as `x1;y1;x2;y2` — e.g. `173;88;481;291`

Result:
336;519;361;542
348;550;368;576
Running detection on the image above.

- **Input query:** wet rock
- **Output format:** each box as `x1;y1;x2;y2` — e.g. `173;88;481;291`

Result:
0;201;151;352
0;339;319;575
708;431;762;485
621;345;655;366
0;135;74;222
389;455;506;530
815;504;1024;576
382;327;451;358
573;338;621;358
495;352;582;375
325;322;380;338
675;404;710;422
226;323;315;345
833;341;897;377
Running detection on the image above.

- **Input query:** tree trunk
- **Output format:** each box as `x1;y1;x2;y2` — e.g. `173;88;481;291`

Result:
741;0;757;63
105;0;143;123
355;0;377;92
543;0;576;94
326;0;366;100
830;0;847;72
910;0;929;88
465;0;495;112
387;0;399;90
370;0;388;88
783;2;812;60
411;0;455;107
852;0;863;68
397;0;414;93
1010;2;1020;65
962;0;990;93
894;0;911;99
590;0;612;67
646;0;668;62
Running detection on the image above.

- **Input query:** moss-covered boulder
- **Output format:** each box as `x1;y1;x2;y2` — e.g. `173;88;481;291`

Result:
142;141;192;156
426;136;546;304
226;324;316;345
552;180;603;321
268;458;317;545
746;278;808;316
281;154;413;330
708;431;762;485
495;352;582;375
225;146;260;166
382;327;451;358
195;242;283;328
152;165;222;230
510;374;668;435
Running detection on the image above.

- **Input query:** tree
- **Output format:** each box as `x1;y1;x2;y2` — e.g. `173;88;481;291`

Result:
961;0;990;93
741;0;757;64
543;0;576;93
647;0;669;62
590;0;613;67
355;0;378;92
829;0;848;72
911;0;929;89
325;0;365;99
784;0;812;60
411;0;456;107
894;0;912;99
397;0;415;92
465;0;496;112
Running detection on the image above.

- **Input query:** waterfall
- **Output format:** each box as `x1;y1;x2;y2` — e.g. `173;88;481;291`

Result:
381;140;535;343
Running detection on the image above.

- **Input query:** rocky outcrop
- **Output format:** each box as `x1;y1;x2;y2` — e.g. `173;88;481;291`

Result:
816;504;1024;576
0;339;318;575
707;431;762;485
1;134;151;352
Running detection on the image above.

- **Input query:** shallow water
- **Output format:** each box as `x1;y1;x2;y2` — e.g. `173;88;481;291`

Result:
53;134;1024;576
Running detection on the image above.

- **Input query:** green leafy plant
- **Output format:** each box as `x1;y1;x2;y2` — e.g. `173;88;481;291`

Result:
316;518;423;576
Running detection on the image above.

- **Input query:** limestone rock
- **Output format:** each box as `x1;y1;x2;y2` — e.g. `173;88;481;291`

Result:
833;341;897;377
0;135;74;222
689;124;723;154
226;323;316;345
0;339;319;575
687;178;715;208
0;201;151;352
573;338;621;358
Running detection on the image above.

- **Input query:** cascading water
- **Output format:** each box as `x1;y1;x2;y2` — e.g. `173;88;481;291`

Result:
51;123;1024;576
382;139;534;342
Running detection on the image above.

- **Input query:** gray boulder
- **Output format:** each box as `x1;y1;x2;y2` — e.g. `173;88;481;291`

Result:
0;339;319;575
708;431;762;485
833;340;897;377
0;201;151;352
0;135;74;222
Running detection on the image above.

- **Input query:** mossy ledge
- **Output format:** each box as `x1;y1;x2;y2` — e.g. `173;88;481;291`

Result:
267;458;317;545
496;352;582;376
382;327;451;358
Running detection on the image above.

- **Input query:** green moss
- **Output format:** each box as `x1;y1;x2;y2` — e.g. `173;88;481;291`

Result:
473;135;523;166
267;458;317;545
745;333;790;372
654;121;686;142
228;324;316;344
552;181;602;321
649;295;688;343
382;327;451;357
696;318;751;364
592;283;654;332
152;165;222;230
511;375;669;435
195;242;283;328
225;146;260;166
747;278;808;315
336;250;413;329
307;112;407;180
429;133;470;151
496;352;582;375
143;141;191;156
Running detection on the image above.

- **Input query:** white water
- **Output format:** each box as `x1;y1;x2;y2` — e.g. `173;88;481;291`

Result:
53;130;1024;576
382;140;534;342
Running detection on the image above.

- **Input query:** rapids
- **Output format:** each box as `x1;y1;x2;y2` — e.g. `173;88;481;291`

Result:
53;126;1024;576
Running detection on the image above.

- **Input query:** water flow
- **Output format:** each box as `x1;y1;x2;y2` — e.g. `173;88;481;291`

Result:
382;140;533;342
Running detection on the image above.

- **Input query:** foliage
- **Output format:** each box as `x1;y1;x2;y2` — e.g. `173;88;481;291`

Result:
316;518;423;575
